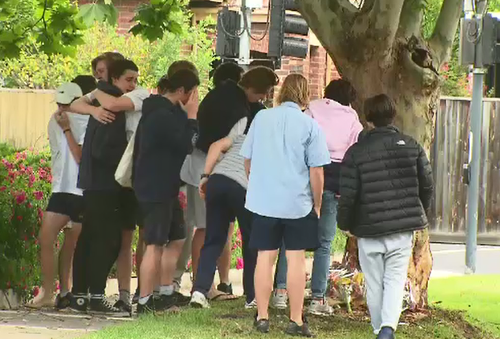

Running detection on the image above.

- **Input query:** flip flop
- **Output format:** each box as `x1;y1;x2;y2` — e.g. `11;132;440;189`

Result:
208;290;239;302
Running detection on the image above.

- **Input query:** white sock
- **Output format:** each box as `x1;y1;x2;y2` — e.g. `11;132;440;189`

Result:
60;291;69;298
138;295;151;305
159;285;174;296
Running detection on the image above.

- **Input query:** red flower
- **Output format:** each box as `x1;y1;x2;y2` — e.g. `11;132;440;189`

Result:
34;191;43;200
236;257;244;270
18;215;23;221
0;186;6;192
38;208;44;218
16;192;27;204
33;286;40;297
27;203;33;208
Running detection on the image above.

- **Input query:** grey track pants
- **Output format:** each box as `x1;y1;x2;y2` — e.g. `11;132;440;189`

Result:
358;231;413;334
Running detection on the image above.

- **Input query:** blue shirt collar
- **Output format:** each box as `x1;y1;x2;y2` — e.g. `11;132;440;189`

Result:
280;101;301;110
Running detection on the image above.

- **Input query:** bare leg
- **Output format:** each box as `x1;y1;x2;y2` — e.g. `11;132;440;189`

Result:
217;222;234;285
160;240;185;286
286;250;306;325
59;223;82;294
136;229;145;289
191;228;205;283
140;245;162;298
255;250;279;320
117;229;134;301
28;212;70;307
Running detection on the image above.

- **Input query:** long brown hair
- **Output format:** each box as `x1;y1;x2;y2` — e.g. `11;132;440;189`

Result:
275;73;310;108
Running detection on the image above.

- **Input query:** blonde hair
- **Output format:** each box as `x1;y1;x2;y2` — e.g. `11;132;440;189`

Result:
275;73;309;108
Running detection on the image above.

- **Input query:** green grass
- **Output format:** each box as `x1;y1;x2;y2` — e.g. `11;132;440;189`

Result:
84;299;495;339
429;275;500;336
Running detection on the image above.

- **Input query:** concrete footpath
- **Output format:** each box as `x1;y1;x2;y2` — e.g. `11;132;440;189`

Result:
1;244;499;339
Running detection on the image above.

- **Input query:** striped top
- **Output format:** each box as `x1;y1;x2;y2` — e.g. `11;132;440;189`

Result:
212;134;247;189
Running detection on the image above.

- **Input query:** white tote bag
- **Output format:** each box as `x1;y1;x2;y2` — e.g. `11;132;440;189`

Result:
115;133;135;188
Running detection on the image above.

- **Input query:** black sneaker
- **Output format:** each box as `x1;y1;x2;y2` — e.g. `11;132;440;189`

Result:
285;318;315;337
55;292;73;310
154;294;176;311
254;313;270;333
89;297;130;317
69;294;88;313
137;297;155;315
171;292;191;307
113;299;132;313
132;288;140;304
217;283;233;295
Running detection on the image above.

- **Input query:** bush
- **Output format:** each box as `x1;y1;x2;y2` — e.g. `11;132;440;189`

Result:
0;147;52;298
0;16;215;95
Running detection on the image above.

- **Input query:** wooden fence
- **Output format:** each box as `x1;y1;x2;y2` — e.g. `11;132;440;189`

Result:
430;97;500;245
0;89;56;150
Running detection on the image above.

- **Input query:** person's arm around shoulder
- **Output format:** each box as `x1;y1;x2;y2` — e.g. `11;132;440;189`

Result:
416;143;434;216
70;93;116;124
306;120;331;217
337;147;359;235
199;136;234;199
94;89;135;112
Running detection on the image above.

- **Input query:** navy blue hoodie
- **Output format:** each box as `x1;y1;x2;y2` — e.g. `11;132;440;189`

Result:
133;95;198;202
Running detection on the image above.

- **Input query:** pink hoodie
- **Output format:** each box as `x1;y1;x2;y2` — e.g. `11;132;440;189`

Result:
305;99;363;162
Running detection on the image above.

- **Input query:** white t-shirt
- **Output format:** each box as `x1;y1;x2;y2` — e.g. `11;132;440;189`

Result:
86;88;150;140
123;88;150;140
48;112;89;195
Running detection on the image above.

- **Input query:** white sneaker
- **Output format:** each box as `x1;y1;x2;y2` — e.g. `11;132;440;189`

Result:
190;291;210;309
270;291;288;310
244;299;257;309
308;299;333;316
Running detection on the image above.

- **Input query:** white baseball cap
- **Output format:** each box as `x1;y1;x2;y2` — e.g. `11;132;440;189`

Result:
55;82;83;105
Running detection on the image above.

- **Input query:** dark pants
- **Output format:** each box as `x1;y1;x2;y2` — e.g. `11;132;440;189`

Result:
72;189;133;296
193;174;257;303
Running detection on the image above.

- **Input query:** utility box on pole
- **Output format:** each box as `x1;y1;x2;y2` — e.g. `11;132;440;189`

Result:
215;7;241;58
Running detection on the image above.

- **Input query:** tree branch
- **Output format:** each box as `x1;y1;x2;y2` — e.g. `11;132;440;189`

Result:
368;0;405;44
428;0;463;66
298;0;354;62
397;0;425;38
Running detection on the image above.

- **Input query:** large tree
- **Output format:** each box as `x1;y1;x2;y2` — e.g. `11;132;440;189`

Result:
298;0;463;308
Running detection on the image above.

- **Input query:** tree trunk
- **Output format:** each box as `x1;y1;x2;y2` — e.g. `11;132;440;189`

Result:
333;39;439;309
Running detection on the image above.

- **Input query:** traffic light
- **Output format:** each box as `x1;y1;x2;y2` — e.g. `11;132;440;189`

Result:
268;0;309;67
215;7;240;58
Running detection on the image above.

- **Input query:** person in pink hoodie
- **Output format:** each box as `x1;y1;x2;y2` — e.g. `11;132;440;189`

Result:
271;79;363;315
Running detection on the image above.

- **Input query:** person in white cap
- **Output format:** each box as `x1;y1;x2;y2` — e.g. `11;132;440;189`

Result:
27;77;96;309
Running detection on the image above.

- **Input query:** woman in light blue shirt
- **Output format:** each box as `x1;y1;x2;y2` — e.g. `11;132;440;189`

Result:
240;74;330;337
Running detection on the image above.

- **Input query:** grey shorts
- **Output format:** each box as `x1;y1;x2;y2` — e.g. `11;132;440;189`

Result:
186;184;206;229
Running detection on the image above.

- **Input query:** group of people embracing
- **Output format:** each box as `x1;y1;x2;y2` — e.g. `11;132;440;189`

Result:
27;51;433;339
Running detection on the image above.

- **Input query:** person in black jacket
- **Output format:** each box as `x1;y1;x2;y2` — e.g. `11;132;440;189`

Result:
133;69;200;314
337;94;433;339
70;60;139;316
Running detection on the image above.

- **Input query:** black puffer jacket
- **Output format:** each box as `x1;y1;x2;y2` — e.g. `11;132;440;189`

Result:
337;126;433;237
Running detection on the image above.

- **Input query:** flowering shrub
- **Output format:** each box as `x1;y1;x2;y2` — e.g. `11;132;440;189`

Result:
0;147;51;298
231;223;243;270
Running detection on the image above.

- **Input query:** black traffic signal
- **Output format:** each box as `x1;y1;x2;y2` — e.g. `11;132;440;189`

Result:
215;7;240;58
268;0;309;67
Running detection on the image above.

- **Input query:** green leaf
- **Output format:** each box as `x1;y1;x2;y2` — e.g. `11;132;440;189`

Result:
0;31;17;43
77;4;95;27
104;4;118;26
103;0;113;4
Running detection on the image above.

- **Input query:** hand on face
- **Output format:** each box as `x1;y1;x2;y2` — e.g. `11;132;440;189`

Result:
180;87;199;120
55;111;70;130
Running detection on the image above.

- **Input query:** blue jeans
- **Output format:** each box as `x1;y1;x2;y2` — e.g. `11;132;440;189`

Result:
274;191;338;298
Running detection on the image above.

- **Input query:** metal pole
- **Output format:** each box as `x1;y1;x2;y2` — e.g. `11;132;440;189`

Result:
466;68;485;274
239;0;251;66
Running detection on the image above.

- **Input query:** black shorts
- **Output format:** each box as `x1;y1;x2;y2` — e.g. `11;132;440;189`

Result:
46;193;84;223
120;189;141;231
249;210;320;251
140;198;186;246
